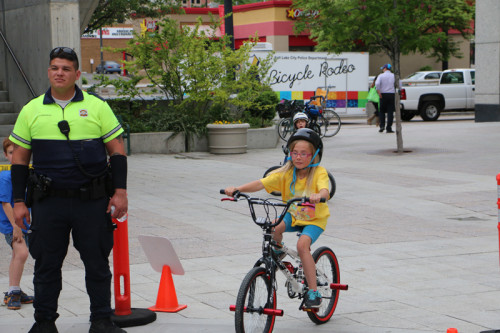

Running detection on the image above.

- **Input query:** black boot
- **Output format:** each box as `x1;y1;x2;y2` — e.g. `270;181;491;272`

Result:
28;321;58;333
89;317;127;333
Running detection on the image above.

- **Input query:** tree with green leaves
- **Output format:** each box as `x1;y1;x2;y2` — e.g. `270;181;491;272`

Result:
97;15;275;151
292;0;475;153
84;0;180;34
424;0;475;70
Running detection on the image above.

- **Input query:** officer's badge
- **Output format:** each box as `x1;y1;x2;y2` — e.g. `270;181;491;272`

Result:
79;109;88;117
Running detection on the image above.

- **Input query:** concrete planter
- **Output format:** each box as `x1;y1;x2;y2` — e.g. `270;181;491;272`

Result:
206;123;250;154
128;125;278;154
247;125;279;149
129;132;184;154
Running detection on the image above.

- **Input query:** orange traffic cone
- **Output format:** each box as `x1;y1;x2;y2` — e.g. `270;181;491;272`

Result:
149;265;187;313
447;329;458;333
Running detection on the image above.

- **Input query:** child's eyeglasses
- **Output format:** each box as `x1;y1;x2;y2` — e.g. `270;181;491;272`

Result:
290;152;312;158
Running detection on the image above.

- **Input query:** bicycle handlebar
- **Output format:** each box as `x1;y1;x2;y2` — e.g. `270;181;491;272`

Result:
219;189;325;228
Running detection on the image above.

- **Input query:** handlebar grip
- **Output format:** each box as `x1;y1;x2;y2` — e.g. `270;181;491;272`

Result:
220;189;241;198
293;197;327;204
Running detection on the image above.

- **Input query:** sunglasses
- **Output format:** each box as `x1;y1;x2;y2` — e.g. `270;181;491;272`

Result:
50;47;77;59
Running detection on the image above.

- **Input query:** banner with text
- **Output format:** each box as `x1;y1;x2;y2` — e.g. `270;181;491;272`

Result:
250;52;369;115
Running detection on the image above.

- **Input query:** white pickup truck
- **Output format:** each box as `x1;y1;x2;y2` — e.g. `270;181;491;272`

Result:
400;68;475;121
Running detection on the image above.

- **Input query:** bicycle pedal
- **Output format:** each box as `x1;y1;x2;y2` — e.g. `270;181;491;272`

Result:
301;306;319;313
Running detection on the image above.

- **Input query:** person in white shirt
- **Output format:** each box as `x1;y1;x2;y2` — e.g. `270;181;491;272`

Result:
375;64;401;133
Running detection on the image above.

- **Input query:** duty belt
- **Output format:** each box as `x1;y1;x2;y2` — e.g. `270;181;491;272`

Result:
48;188;90;200
47;176;109;201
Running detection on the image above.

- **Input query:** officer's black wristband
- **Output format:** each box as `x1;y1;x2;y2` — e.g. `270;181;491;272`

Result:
110;154;127;190
11;164;29;201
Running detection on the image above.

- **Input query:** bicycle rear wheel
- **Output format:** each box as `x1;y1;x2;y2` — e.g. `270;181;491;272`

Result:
278;118;293;141
235;267;277;333
321;109;341;137
263;166;282;196
327;171;336;198
307;246;340;324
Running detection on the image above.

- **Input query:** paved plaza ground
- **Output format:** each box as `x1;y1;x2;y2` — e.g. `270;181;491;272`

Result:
1;113;500;333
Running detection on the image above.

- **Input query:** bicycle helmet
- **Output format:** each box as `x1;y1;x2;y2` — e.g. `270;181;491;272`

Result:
287;128;323;162
293;112;309;124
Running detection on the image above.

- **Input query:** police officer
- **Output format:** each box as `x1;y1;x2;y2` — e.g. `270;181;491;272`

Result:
9;47;127;333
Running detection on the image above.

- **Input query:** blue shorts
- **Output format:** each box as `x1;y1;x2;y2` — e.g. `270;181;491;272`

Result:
283;213;323;244
4;232;29;249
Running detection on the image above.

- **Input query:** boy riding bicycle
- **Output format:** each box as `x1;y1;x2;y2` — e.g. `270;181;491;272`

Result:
224;128;330;308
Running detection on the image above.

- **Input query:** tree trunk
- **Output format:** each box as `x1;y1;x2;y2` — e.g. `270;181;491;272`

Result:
393;57;404;153
393;0;404;154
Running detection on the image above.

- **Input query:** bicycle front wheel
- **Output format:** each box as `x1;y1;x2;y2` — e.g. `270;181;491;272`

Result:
322;109;341;137
307;246;340;324
278;118;293;141
235;267;277;333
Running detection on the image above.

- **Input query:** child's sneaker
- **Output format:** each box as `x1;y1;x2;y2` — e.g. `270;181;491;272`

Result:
272;242;286;260
5;290;21;310
20;290;34;304
4;290;34;304
304;289;322;309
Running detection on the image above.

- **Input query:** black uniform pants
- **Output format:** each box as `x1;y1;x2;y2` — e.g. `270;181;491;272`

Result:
29;195;114;322
379;93;395;131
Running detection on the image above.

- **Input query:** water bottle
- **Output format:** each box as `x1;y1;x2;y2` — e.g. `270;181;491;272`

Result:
110;206;127;222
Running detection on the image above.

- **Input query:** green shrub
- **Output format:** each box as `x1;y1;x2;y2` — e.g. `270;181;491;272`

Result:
95;16;276;150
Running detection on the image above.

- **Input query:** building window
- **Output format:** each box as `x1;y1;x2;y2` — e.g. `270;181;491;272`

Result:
182;0;203;6
289;46;315;52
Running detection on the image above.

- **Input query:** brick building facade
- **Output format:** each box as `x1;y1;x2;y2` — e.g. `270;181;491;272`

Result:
80;1;473;77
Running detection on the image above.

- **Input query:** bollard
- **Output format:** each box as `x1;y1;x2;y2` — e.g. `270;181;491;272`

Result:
112;216;132;316
111;216;157;327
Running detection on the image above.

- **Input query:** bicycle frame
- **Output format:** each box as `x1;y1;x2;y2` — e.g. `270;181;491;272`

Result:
224;192;327;308
312;85;336;109
258;241;348;304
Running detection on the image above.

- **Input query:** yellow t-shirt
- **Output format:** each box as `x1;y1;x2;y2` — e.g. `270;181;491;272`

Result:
261;166;330;230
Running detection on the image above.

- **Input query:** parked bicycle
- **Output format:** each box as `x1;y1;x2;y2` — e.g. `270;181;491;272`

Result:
276;96;341;141
276;99;302;142
221;191;348;333
263;145;336;199
304;96;341;138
